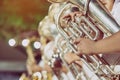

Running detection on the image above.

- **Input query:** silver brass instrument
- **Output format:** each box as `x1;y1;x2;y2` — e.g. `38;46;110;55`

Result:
56;35;88;80
55;0;120;80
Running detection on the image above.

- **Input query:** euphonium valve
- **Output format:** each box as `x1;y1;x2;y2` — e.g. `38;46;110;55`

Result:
55;35;90;80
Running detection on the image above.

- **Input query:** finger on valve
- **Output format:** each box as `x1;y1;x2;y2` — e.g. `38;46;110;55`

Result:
64;52;81;64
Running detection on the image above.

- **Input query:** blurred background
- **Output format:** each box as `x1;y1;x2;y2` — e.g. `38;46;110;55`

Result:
0;0;50;80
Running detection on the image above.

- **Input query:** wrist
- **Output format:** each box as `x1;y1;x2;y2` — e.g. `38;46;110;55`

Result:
94;41;101;54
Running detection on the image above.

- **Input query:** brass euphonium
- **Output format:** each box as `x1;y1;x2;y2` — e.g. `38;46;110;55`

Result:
55;34;88;80
55;0;120;80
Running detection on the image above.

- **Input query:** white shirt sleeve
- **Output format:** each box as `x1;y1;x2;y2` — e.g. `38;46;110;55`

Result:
111;1;120;25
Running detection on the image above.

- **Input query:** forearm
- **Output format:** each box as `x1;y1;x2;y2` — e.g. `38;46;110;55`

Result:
95;31;120;54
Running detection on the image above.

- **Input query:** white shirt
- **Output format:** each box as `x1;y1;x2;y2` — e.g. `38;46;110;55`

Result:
111;0;120;25
44;41;55;60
